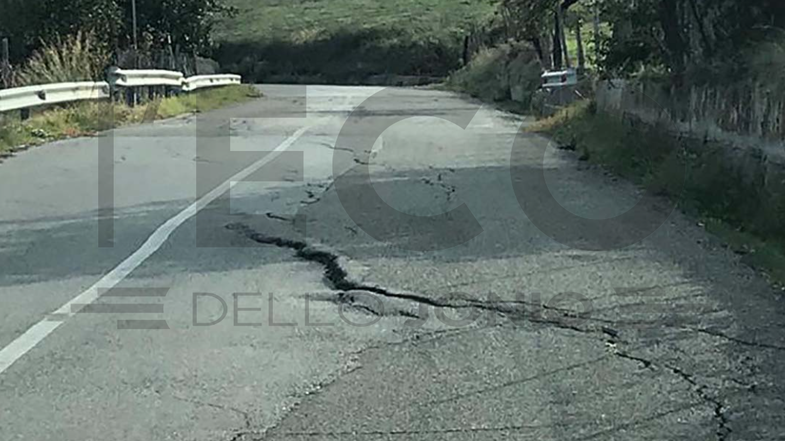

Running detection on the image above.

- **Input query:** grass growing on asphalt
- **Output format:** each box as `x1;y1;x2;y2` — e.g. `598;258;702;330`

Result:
155;84;260;118
0;85;260;156
530;101;785;286
212;0;496;84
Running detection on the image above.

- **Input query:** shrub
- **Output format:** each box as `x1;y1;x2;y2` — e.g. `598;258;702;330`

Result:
445;42;541;106
447;46;510;101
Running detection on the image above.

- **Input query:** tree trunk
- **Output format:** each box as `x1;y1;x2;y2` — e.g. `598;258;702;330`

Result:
530;37;544;65
552;11;563;70
541;30;554;70
462;35;470;66
593;1;601;63
558;5;571;68
687;0;713;58
659;0;687;79
575;19;586;73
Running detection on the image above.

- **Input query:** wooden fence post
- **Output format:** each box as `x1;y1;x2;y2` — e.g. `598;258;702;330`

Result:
1;37;11;89
192;49;199;76
167;36;176;71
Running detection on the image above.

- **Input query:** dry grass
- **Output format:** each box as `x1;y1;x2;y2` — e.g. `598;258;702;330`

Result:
15;32;109;86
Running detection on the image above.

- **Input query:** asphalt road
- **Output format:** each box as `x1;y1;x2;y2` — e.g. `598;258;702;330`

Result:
1;85;784;440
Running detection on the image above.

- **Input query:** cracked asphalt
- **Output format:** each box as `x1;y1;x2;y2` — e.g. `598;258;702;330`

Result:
0;85;784;440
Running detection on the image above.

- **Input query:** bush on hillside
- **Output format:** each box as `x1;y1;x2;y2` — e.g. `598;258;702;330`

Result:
446;42;541;107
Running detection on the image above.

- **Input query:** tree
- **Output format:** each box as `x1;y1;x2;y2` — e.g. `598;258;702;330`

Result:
557;0;581;69
0;0;234;63
598;0;785;82
40;0;123;41
127;0;234;52
574;17;585;72
499;0;558;68
497;0;785;82
1;0;120;62
500;0;584;70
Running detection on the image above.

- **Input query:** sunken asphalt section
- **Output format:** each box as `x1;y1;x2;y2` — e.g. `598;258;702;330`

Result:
0;85;784;440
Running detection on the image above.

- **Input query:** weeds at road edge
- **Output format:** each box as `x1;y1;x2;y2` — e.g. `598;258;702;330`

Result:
530;100;785;287
0;85;261;158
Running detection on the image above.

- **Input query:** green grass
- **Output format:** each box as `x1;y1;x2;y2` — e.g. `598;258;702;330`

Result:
212;0;496;84
155;84;260;118
531;101;785;287
703;219;785;285
0;85;260;156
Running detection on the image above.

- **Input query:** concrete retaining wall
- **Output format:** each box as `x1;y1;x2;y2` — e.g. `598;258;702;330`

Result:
595;79;785;231
596;80;785;160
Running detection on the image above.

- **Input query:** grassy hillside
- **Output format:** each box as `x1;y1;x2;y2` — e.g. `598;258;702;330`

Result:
212;0;496;84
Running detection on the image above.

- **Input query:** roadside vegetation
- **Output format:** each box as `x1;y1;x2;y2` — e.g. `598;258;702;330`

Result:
1;0;229;71
443;43;542;112
0;85;260;157
13;32;109;86
441;0;785;286
0;1;259;158
212;0;496;84
442;0;604;111
532;102;785;286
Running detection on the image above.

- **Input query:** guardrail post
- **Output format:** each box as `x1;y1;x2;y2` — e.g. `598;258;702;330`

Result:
20;108;30;120
106;66;120;104
125;88;135;107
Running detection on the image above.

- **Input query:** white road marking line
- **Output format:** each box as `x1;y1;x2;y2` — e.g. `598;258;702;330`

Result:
0;125;312;376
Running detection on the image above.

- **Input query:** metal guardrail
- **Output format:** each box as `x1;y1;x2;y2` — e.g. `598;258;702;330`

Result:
182;74;241;92
542;69;578;89
0;81;110;113
108;68;184;88
0;70;242;115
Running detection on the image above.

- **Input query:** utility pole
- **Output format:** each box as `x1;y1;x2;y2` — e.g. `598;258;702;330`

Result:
132;0;139;68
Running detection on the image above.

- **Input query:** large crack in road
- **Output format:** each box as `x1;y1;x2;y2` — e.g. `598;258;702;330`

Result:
227;222;736;440
226;222;601;332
